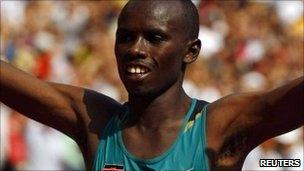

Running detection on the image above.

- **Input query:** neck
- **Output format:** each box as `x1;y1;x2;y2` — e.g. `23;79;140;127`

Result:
126;79;192;130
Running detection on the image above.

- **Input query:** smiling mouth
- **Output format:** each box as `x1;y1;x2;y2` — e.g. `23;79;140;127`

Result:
127;65;149;74
124;64;152;80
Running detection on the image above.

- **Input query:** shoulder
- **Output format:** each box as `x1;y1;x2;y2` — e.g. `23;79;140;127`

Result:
194;99;209;114
207;92;266;135
83;89;123;116
69;88;125;160
81;89;124;135
49;82;123;116
49;82;124;137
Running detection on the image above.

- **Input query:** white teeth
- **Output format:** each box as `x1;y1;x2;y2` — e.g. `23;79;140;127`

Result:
140;68;145;73
135;67;140;74
127;65;149;74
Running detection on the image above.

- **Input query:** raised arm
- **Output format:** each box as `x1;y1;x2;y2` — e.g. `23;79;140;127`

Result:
206;77;303;169
0;60;121;141
256;77;303;139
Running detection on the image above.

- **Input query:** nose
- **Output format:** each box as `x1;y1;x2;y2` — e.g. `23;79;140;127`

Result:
127;37;147;59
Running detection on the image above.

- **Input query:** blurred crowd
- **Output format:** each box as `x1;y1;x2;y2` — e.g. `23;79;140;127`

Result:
0;1;303;170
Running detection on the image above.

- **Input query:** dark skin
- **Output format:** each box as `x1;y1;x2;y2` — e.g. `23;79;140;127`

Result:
0;1;303;171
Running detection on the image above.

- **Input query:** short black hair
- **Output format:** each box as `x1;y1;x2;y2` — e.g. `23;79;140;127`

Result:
178;0;200;40
120;0;199;41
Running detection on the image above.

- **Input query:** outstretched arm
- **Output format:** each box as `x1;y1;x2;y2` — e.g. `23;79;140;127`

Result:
252;77;303;144
256;77;303;140
0;60;83;139
0;60;120;141
207;77;303;169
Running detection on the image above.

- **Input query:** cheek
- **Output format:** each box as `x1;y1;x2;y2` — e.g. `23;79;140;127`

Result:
114;45;126;69
114;44;123;61
151;50;184;86
157;48;183;73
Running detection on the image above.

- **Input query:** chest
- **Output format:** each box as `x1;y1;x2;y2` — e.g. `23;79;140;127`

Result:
94;126;207;171
93;108;210;170
121;127;180;159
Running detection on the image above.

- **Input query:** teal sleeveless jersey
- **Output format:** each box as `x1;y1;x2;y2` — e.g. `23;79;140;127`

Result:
93;99;210;171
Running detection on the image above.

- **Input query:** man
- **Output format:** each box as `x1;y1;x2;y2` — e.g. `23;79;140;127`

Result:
1;0;303;170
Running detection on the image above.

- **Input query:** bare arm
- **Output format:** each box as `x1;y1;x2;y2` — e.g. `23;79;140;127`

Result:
207;77;303;169
254;77;303;140
0;60;120;141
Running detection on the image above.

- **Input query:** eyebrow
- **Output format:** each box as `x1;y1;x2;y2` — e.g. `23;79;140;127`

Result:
144;28;169;37
116;27;171;39
116;28;131;33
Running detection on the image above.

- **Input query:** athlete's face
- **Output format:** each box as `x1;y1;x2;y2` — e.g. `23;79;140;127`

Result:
115;1;194;97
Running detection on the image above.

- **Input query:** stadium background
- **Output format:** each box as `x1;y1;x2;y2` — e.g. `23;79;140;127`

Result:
0;1;303;170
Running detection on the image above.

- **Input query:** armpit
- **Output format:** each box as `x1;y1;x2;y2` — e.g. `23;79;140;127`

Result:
216;128;250;169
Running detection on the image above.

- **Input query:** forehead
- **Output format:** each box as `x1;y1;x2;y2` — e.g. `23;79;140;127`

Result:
118;1;185;32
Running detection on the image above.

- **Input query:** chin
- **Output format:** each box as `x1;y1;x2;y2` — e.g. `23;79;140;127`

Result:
126;86;160;99
128;87;151;97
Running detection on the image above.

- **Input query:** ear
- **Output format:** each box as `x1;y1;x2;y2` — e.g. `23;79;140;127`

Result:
183;39;201;64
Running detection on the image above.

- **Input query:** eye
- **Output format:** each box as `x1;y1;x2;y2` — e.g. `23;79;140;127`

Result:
146;33;166;44
116;30;134;43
